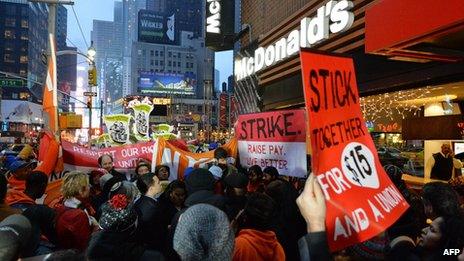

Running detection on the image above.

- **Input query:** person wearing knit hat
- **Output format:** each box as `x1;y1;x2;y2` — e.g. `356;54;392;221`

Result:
17;144;34;160
87;194;164;261
263;166;279;185
184;168;226;211
99;194;137;232
223;172;249;220
173;204;234;261
0;214;32;261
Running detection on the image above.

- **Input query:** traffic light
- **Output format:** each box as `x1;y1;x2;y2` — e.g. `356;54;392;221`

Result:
88;66;97;86
87;98;92;109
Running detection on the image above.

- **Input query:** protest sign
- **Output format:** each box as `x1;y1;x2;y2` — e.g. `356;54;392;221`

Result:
132;103;153;141
300;50;409;251
152;138;238;180
103;114;132;144
235;110;307;177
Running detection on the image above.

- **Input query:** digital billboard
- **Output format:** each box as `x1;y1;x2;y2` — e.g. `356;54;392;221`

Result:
138;71;196;95
138;10;177;45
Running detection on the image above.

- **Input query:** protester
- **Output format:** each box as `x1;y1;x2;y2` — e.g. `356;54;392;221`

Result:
155;165;171;181
223;171;248;220
87;194;164;261
6;170;56;256
133;173;165;251
88;169;106;214
213;147;237;178
135;162;151;177
0;174;20;222
6;171;48;209
0;214;32;261
7;160;34;190
422;182;462;219
209;165;224;195
233;193;285;261
246;165;264;193
158;180;186;224
173;204;234;260
184;168;226;210
266;179;306;261
387;214;464;260
262;166;279;185
426;143;463;181
296;174;332;261
54;171;98;252
98;154;128;181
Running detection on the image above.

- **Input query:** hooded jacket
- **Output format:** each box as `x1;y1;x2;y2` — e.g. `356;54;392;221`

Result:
233;229;285;261
5;189;35;209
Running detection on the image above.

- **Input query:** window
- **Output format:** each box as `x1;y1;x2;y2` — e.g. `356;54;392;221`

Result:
155;50;159;56
5;18;15;27
155;60;159;66
21;20;28;28
178;52;181;58
177;62;181;67
160;51;164;56
4;54;14;63
168;61;171;66
173;53;176;58
197;105;202;111
168;70;171;73
12;93;19;99
19;69;26;76
4;30;15;39
160;61;164;66
150;50;154;56
20;55;28;63
137;49;142;55
150;60;154;66
6;6;16;15
142;50;146;55
168;51;172;57
20;31;28;40
150;69;154;72
4;43;14;52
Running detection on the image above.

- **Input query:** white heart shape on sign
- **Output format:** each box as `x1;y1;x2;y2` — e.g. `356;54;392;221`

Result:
340;142;379;189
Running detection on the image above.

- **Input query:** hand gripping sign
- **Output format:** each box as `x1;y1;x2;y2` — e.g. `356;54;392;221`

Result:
300;50;409;251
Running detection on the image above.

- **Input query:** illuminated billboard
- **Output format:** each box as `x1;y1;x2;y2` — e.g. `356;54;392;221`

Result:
138;10;177;45
138;71;196;95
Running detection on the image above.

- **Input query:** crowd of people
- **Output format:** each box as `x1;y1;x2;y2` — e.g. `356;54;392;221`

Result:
1;145;464;261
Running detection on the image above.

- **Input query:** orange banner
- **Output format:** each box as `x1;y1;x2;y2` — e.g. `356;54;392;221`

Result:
152;138;238;180
300;50;409;251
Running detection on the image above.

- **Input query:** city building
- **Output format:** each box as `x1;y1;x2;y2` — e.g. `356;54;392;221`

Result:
0;0;48;138
55;4;76;112
122;0;146;98
214;69;220;95
235;0;464;178
91;19;124;108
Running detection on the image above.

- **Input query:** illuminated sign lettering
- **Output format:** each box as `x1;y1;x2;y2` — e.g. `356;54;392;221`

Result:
235;0;354;81
206;0;221;34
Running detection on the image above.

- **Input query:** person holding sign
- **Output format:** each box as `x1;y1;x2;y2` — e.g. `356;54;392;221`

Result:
426;143;463;181
296;174;332;261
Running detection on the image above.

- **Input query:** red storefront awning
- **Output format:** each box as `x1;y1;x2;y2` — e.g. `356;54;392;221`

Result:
365;0;464;62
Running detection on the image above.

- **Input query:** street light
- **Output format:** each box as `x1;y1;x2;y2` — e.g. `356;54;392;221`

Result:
87;41;96;60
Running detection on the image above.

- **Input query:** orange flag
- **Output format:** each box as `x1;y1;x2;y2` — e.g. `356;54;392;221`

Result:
43;33;58;134
35;131;59;176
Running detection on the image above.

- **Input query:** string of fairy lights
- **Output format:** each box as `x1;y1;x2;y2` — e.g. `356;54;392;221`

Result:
360;86;439;122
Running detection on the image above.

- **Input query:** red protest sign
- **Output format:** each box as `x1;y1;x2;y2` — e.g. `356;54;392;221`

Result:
236;110;307;177
300;50;409;251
